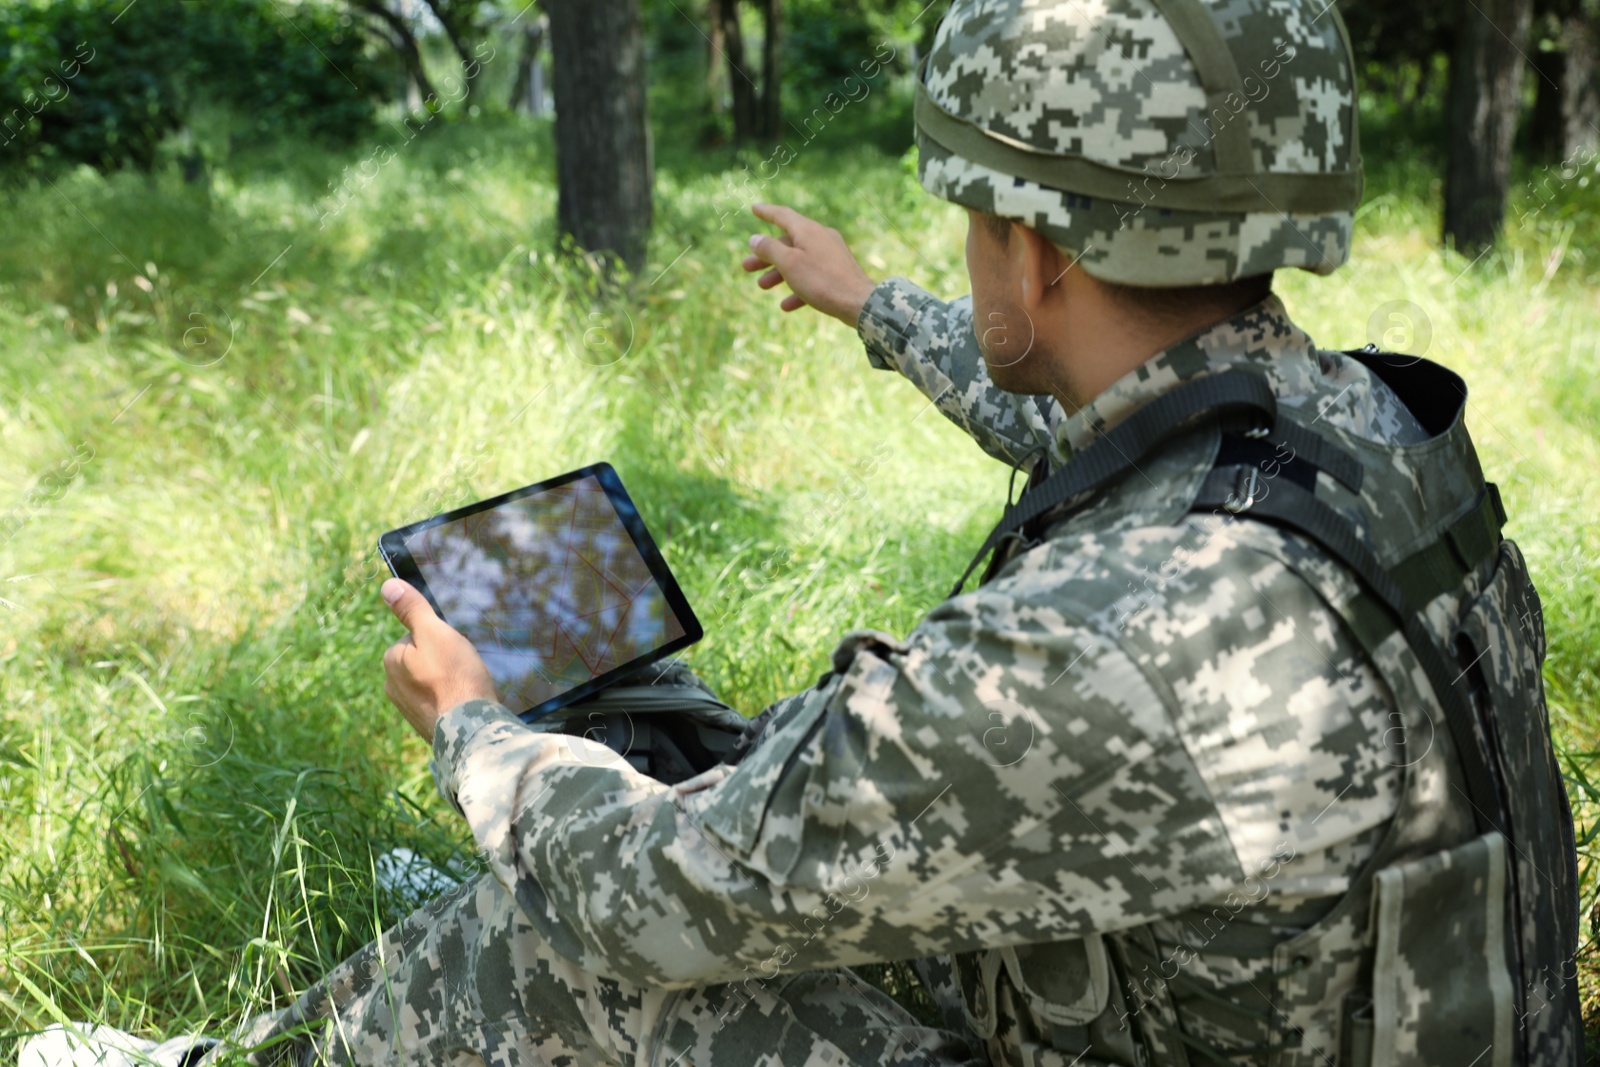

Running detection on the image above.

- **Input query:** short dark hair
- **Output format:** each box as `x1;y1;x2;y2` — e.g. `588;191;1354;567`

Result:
978;211;1274;324
980;210;1015;245
1098;274;1275;326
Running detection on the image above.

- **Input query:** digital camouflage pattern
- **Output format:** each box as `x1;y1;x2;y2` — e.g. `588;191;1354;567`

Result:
163;276;1543;1067
856;278;1514;1065
211;867;977;1067
915;0;1364;285
1368;832;1513;1065
856;276;1427;471
1449;539;1582;1067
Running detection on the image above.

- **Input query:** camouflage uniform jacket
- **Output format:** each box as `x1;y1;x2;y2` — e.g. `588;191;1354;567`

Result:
430;278;1468;1065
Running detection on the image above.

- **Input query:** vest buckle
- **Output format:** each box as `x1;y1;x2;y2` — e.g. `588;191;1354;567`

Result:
1224;466;1262;514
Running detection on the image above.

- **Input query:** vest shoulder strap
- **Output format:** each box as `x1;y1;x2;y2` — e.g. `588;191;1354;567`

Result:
950;369;1280;597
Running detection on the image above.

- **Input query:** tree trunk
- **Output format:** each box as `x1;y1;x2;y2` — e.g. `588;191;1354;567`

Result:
1561;13;1599;159
420;0;480;101
510;18;548;115
1443;0;1534;252
759;0;781;142
351;0;439;108
720;0;758;143
1415;56;1433;108
545;0;654;275
707;0;727;119
1530;45;1565;160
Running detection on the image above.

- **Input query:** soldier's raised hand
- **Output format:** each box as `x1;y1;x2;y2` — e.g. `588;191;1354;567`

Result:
742;203;877;325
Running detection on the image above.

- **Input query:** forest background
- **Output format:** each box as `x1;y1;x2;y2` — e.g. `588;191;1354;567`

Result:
1;0;1598;1057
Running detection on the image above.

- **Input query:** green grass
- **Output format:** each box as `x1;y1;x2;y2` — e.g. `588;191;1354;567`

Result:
0;98;1597;1055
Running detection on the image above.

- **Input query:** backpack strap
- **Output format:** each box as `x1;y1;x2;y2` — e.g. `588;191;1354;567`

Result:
952;370;1282;597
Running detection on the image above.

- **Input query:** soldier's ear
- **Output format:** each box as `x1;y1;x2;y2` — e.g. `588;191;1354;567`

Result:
1013;224;1063;310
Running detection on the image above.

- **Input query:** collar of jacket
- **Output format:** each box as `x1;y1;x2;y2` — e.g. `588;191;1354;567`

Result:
1052;294;1321;465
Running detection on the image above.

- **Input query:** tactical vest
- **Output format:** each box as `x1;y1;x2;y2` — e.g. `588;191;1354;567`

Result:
954;350;1583;1067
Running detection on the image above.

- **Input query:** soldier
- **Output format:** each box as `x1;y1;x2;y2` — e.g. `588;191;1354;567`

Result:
22;0;1580;1065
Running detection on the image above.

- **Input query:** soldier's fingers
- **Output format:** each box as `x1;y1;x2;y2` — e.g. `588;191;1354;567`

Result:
757;268;785;290
780;293;808;312
382;634;417;674
751;202;813;236
382;578;443;636
747;233;793;269
742;236;793;273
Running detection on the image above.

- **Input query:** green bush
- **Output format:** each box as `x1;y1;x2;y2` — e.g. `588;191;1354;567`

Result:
0;0;384;173
782;0;921;92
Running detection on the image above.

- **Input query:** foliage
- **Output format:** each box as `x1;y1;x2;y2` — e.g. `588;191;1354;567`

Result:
179;1;384;148
0;98;1598;1058
641;0;928;145
781;0;926;91
0;0;384;174
1340;0;1456;98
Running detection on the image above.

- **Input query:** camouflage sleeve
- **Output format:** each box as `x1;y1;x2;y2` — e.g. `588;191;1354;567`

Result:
429;570;1252;989
856;276;1060;466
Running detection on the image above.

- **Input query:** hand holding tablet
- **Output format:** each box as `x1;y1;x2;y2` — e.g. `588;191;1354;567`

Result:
378;577;499;739
378;463;703;722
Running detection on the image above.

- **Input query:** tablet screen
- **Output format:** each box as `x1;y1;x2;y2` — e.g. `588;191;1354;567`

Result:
384;466;698;718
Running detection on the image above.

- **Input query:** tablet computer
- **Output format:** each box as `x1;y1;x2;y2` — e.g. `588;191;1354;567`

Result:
377;462;702;721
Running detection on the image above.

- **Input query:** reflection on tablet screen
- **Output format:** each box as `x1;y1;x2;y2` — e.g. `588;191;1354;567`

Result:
401;474;687;711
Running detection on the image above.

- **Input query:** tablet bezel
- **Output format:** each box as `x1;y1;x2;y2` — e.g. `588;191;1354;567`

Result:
377;461;703;722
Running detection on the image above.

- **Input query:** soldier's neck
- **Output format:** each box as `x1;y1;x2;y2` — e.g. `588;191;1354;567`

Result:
1039;273;1269;412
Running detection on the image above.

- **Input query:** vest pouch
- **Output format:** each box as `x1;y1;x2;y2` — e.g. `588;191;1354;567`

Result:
1000;935;1113;1031
1358;831;1515;1067
1450;539;1583;1065
955;939;1133;1066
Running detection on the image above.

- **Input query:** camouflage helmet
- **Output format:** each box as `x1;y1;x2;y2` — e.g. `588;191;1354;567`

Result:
915;0;1364;286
